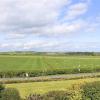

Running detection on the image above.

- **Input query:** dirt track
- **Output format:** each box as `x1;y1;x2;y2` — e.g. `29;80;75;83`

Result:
0;72;100;84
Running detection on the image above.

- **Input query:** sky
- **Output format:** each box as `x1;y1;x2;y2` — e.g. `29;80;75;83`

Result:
0;0;100;52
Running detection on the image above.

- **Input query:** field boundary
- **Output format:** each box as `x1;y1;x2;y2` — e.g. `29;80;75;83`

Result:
0;72;100;84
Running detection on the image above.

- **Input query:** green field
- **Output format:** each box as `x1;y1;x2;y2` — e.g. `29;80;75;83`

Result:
6;78;100;98
1;55;100;99
0;55;100;73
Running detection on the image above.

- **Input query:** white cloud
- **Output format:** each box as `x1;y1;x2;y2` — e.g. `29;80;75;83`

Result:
0;39;65;51
0;43;10;48
7;33;26;39
64;2;88;20
0;0;92;37
0;0;70;34
1;41;100;52
0;0;100;52
0;0;89;37
85;15;100;33
42;20;86;35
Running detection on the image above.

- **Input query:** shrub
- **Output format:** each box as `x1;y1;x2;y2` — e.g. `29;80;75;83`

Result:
0;84;5;92
26;94;43;100
0;68;100;78
26;90;82;100
0;88;21;100
0;84;5;98
44;91;70;100
82;81;100;100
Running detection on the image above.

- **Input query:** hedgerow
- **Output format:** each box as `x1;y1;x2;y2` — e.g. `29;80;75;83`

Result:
0;84;21;100
0;68;99;78
26;90;82;100
82;81;100;100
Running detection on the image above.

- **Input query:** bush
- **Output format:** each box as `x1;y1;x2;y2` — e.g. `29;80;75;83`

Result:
82;81;100;100
26;94;43;100
0;88;21;100
0;68;100;78
0;84;5;92
44;91;71;100
26;90;82;100
0;84;5;98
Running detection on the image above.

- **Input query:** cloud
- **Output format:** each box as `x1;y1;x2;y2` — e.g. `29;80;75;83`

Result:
7;33;26;39
0;40;61;50
0;0;100;52
0;0;70;34
85;15;100;33
1;41;100;52
0;0;89;36
41;19;86;35
0;0;92;37
0;43;10;48
64;2;89;20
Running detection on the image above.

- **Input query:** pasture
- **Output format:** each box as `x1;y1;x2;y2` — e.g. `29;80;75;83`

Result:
6;78;100;98
0;55;100;75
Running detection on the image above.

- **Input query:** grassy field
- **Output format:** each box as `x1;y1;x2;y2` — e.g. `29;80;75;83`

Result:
1;55;100;98
6;78;100;98
0;55;100;73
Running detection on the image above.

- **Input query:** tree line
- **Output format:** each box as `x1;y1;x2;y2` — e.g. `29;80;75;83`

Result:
0;51;100;56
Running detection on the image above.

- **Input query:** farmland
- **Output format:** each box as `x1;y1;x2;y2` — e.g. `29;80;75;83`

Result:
6;78;100;98
0;55;100;76
0;55;100;99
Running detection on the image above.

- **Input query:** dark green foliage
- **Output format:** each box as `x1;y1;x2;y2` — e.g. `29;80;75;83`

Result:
0;68;99;78
82;81;100;100
0;84;5;98
26;94;43;100
0;84;5;92
0;88;21;100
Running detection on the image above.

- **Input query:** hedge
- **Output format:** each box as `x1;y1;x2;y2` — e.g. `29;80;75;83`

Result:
0;68;100;78
26;90;82;100
82;81;100;100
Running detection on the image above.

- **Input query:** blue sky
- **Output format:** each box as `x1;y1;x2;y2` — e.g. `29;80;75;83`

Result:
0;0;100;52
